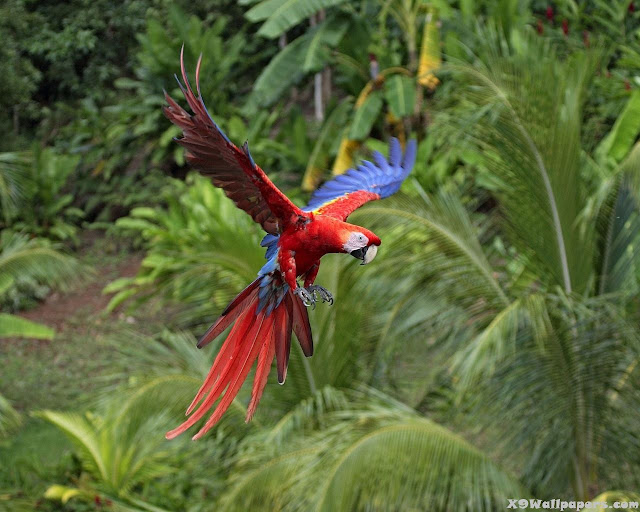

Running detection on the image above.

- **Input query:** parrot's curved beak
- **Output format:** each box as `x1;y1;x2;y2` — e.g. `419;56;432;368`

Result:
350;244;378;265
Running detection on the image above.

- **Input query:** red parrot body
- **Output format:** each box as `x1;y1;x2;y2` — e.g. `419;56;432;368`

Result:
163;48;417;440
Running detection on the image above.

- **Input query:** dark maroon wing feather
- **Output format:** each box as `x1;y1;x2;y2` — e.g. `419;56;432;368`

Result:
289;292;313;357
275;296;294;384
163;48;301;234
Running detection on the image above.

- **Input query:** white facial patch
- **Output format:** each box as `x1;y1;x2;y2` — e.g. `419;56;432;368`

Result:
343;232;369;253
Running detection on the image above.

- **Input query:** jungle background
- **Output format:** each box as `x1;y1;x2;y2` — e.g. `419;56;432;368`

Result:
1;0;640;510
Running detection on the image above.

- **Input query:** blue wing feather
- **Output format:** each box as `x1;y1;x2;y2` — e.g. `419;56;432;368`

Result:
303;138;417;213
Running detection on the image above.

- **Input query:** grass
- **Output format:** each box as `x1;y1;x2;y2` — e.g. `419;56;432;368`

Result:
0;232;164;509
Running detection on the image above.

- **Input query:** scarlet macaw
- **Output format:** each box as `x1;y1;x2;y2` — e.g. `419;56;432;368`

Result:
163;50;417;440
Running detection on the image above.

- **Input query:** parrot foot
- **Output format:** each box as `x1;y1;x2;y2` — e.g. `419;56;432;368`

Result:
293;285;334;308
294;287;316;309
307;285;334;305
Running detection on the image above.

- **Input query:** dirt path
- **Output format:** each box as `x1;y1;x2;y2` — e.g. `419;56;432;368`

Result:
0;234;146;410
19;255;142;334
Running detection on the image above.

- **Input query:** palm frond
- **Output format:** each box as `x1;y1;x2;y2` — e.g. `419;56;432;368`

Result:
0;151;31;224
461;293;640;496
220;390;525;511
0;230;82;292
0;393;21;439
448;30;598;293
360;190;508;313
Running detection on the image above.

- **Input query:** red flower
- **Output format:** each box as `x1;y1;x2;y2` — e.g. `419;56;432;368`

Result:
625;79;631;90
537;19;544;35
562;19;569;36
629;2;635;13
94;495;102;505
546;6;554;21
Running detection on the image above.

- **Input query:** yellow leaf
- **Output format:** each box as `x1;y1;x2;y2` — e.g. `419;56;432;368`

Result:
332;138;361;176
418;10;441;90
44;485;81;503
302;166;324;191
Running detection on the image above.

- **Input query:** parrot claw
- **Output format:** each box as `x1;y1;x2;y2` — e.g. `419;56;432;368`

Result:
307;285;334;305
294;287;316;308
294;285;334;308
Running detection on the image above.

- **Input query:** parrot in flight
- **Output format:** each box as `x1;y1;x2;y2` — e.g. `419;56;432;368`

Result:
163;49;417;440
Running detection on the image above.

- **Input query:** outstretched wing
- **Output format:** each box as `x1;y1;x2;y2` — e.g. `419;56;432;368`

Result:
163;47;301;234
304;138;417;221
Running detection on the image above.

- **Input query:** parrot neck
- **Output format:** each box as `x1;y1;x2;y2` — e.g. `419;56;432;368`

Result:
314;217;380;253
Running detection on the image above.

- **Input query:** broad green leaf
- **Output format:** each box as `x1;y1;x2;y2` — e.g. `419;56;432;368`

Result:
597;90;640;162
302;16;349;72
245;0;289;22
246;0;349;39
248;17;348;108
348;90;383;140
384;74;416;118
0;313;54;339
247;34;311;108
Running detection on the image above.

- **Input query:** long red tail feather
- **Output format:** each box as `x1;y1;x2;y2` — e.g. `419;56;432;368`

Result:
246;330;276;422
192;314;275;439
290;290;313;356
166;282;308;440
276;296;294;384
185;307;256;415
196;279;260;348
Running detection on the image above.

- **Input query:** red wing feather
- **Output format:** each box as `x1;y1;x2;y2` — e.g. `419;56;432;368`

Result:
315;190;381;221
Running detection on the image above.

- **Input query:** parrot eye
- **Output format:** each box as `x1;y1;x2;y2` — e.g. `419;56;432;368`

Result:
343;232;370;254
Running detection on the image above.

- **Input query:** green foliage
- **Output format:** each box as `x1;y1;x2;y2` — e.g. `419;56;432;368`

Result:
220;389;525;511
597;90;640;163
246;0;349;38
349;91;384;140
0;313;54;340
384;74;416;117
359;32;640;499
0;394;21;439
107;175;265;327
0;152;30;225
52;5;260;223
0;2;41;151
3;1;640;510
0;230;82;312
246;12;350;111
6;147;83;242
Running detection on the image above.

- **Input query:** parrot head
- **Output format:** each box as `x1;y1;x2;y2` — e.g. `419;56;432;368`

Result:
342;228;381;265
